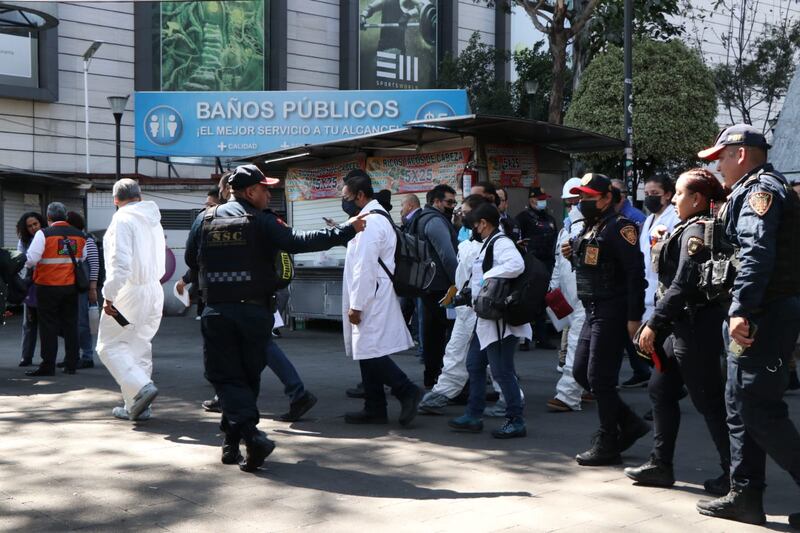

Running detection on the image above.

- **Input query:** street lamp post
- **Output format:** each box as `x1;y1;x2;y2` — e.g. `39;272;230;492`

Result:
82;41;103;174
524;80;540;120
107;95;129;181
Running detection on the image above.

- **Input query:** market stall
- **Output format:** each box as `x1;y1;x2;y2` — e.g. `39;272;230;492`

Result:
247;114;623;323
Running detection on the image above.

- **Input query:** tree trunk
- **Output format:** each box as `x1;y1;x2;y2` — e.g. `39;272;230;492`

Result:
549;31;568;124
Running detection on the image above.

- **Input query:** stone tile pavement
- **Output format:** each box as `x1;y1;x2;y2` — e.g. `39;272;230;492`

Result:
0;313;798;532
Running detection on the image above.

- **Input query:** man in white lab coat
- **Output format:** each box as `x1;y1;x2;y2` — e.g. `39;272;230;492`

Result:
340;170;422;426
97;179;166;421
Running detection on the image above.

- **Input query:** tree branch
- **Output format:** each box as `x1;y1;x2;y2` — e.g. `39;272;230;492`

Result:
519;0;550;33
568;0;600;37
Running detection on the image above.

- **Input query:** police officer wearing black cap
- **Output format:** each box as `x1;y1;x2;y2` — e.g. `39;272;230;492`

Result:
561;173;650;466
624;168;731;496
694;125;800;528
186;164;365;473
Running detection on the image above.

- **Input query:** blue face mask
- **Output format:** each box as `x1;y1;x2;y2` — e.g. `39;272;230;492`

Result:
341;198;360;217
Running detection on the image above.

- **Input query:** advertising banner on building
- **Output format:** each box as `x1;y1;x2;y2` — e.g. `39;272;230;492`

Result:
366;149;470;193
485;144;539;188
359;0;438;90
134;89;469;158
286;159;366;202
158;0;267;91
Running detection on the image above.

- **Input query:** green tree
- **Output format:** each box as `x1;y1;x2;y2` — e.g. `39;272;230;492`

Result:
438;32;515;116
564;39;717;178
512;41;572;121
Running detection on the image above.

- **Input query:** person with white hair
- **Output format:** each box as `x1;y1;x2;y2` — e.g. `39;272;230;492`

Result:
96;179;166;421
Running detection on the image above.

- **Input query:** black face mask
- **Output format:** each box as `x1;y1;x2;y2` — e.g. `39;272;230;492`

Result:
443;207;455;220
579;199;602;222
644;195;663;214
471;226;483;243
342;198;360;217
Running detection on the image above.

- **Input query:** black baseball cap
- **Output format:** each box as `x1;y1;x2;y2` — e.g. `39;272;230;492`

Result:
698;124;771;161
227;164;280;190
570;173;613;197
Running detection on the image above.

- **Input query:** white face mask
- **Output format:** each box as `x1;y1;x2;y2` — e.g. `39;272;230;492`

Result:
536;200;548;210
568;205;582;222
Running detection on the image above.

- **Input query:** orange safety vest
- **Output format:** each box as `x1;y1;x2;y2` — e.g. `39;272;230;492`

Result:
33;222;87;287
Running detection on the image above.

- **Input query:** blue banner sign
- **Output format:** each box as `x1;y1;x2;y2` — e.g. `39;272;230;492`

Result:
134;90;469;158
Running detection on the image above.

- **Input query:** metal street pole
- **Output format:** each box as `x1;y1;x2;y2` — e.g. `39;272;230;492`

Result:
107;95;129;181
623;0;635;194
82;41;103;174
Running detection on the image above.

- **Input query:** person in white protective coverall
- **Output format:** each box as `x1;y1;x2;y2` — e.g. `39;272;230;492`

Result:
340;170;423;426
546;179;589;412
417;195;486;414
97;179;165;421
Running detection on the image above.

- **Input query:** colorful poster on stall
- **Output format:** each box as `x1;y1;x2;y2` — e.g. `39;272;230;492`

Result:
286;159;365;201
366;149;470;193
486;144;539;188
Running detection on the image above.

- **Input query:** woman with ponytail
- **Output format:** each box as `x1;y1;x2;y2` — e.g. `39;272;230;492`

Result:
624;168;732;496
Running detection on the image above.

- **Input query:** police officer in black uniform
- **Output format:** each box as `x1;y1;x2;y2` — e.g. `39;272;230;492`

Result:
561;173;650;466
186;165;365;472
694;125;800;527
624;168;731;495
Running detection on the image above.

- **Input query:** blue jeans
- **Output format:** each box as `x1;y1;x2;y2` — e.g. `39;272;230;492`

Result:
77;292;95;361
266;339;305;403
466;334;523;419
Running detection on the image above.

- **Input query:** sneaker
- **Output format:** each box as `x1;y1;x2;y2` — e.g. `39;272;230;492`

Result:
195;316;202;321
278;391;318;422
77;359;94;369
448;414;483;433
491;417;526;439
272;329;282;338
556;364;564;373
418;391;449;414
620;375;650;388
484;399;507;417
129;383;158;420
202;396;221;413
111;406;151;421
546;398;574;412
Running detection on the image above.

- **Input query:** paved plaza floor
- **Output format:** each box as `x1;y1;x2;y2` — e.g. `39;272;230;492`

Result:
1;313;799;532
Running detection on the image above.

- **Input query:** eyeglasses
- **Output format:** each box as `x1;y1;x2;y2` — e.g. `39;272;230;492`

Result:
443;199;457;206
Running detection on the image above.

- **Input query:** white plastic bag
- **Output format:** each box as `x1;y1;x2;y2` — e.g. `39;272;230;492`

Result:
88;303;101;335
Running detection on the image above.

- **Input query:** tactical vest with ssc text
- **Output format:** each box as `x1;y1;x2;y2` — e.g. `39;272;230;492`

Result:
198;207;273;303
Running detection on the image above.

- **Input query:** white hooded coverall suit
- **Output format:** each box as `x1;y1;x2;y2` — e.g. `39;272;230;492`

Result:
97;201;166;410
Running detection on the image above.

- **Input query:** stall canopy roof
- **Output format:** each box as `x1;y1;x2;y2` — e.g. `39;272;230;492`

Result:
246;114;623;172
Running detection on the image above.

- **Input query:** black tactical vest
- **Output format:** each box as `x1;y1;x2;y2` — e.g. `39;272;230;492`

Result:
762;171;800;301
198;207;274;303
574;217;618;301
655;216;707;303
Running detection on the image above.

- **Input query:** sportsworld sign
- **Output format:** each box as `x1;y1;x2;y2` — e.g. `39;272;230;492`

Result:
134;90;469;158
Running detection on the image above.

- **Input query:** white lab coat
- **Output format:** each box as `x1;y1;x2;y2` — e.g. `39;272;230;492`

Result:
471;234;532;350
429;238;482;398
342;200;413;360
97;201;166;410
639;205;680;321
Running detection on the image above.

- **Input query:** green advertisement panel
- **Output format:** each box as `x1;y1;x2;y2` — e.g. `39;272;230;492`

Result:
358;0;438;90
159;0;267;91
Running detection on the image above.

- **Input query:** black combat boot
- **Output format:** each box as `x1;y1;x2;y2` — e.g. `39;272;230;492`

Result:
239;427;276;473
576;430;622;466
703;470;731;497
696;487;766;525
221;432;242;465
618;408;651;452
624;458;675;487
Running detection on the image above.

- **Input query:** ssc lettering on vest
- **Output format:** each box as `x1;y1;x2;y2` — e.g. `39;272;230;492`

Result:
207;230;247;246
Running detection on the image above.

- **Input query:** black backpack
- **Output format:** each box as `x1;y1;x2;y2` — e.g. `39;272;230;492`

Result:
370;210;436;297
482;234;550;326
